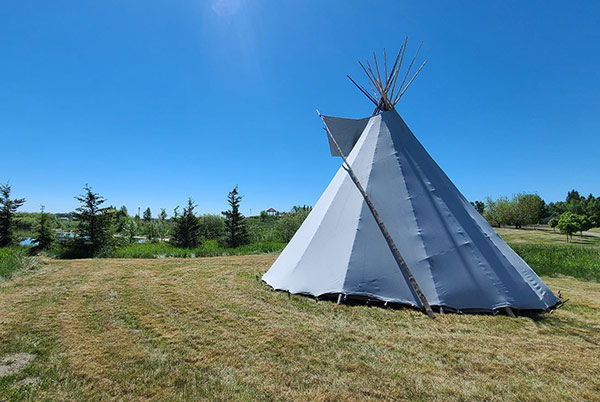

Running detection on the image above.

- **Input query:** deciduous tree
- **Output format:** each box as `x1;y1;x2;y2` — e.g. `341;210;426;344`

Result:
198;214;225;241
557;212;580;242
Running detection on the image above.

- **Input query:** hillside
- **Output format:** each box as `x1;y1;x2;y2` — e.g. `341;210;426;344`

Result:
1;255;599;400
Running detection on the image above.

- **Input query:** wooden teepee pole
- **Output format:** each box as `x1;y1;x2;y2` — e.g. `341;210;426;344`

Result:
318;111;435;319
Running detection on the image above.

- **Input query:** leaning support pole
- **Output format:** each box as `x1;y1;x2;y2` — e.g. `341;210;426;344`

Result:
318;111;435;319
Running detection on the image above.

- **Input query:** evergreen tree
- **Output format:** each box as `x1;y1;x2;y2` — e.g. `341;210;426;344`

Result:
171;199;201;248
33;205;54;250
143;207;152;222
0;183;26;247
73;185;113;256
566;190;582;203
470;200;485;214
222;186;249;247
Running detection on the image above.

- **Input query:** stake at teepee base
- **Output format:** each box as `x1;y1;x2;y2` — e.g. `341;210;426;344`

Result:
319;111;435;319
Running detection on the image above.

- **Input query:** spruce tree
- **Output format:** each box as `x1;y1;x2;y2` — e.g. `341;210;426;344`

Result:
73;185;113;256
33;205;55;250
0;183;26;247
222;186;249;248
170;199;201;248
143;207;152;222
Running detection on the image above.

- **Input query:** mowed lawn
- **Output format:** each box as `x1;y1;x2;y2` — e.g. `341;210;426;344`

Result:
496;227;600;246
1;254;600;401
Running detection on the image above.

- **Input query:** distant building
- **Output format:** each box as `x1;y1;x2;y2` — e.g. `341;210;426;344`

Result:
266;208;278;216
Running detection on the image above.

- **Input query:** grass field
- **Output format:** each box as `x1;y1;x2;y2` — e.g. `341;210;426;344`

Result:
1;254;599;401
1;228;599;400
495;227;600;282
496;227;600;246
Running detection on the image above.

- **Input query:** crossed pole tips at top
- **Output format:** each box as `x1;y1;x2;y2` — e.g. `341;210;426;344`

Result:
348;37;428;114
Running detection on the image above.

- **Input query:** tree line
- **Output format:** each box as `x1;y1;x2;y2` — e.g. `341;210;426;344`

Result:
473;189;600;242
0;182;315;258
0;183;251;257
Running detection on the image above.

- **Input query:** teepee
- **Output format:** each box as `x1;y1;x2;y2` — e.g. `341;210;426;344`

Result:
263;43;559;316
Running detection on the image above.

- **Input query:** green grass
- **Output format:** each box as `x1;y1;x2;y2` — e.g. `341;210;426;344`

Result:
1;227;599;399
0;248;38;280
108;240;286;258
493;227;600;282
490;227;600;282
0;256;599;400
510;243;600;282
496;227;600;246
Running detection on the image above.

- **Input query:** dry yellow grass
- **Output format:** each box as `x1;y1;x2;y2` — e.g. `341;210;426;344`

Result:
1;255;599;401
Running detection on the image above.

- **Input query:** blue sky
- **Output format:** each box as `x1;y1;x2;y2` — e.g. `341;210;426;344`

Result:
1;1;598;216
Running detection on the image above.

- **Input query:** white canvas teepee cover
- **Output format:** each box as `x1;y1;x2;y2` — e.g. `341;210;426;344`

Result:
263;110;559;312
